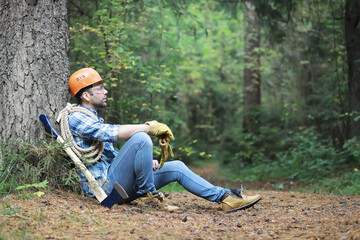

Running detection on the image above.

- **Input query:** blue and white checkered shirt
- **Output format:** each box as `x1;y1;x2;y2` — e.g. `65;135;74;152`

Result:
67;105;120;197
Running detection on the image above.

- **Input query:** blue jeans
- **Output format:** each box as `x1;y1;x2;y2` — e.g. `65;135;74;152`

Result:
103;132;228;203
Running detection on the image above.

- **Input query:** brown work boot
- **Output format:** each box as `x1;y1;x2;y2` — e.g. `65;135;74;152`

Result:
221;187;261;213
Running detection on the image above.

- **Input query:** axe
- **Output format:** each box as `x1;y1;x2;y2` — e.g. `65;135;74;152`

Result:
39;114;128;208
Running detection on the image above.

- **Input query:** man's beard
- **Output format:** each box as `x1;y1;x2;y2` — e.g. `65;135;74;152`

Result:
93;101;107;110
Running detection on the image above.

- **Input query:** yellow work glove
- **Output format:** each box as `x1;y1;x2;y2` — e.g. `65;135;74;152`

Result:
145;120;175;141
158;137;174;169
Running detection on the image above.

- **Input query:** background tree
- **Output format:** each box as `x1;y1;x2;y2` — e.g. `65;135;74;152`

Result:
243;0;261;133
345;0;360;138
0;0;69;145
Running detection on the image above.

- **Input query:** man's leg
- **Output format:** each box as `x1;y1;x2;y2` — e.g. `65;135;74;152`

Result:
104;132;156;200
153;160;261;212
153;160;228;203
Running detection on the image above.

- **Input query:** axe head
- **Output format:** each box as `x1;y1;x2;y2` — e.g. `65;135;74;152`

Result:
100;182;129;208
39;114;60;140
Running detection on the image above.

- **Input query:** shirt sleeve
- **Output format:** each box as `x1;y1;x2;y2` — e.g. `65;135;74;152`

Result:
68;112;120;142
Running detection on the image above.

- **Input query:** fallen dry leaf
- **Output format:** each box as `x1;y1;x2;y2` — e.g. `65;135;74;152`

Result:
165;205;180;211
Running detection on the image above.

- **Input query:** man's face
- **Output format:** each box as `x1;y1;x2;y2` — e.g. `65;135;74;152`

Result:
86;82;108;110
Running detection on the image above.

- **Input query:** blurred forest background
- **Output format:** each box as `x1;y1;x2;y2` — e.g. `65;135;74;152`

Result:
1;0;360;196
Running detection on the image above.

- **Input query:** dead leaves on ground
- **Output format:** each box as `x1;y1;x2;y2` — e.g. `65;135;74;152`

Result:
1;190;360;239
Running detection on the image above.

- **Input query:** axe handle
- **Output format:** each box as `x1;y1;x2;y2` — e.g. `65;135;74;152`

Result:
39;114;107;202
58;136;108;202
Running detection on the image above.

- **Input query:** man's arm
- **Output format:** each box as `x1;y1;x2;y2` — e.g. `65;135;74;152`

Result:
117;124;150;140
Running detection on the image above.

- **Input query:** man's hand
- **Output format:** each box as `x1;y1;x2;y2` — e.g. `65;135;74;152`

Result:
145;120;174;140
158;137;174;169
153;160;159;170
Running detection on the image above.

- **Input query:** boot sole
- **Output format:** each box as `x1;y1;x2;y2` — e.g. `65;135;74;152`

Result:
225;197;261;213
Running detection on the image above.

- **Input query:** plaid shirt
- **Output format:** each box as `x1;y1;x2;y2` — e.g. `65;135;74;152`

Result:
67;105;120;197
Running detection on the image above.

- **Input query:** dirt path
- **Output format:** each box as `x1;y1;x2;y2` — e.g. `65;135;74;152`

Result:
1;188;360;240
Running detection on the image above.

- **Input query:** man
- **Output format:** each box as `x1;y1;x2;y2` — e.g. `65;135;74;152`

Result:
61;67;261;212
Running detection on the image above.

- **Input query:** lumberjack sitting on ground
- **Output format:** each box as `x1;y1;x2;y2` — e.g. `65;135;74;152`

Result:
58;68;261;212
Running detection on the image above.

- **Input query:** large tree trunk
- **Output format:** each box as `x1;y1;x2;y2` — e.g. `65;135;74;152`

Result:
243;0;261;133
345;0;360;138
0;0;69;145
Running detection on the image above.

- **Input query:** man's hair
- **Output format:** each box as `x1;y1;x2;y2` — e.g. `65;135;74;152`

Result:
75;85;94;104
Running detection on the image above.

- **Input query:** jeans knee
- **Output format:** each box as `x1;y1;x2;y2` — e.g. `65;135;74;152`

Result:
168;160;188;171
132;132;153;148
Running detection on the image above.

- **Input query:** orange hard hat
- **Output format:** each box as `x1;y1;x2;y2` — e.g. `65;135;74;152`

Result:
68;68;103;97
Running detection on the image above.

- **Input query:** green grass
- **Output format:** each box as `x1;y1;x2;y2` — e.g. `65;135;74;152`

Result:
159;182;187;193
310;169;360;195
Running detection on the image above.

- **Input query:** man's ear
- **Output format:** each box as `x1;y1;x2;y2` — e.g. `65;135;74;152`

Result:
81;91;91;102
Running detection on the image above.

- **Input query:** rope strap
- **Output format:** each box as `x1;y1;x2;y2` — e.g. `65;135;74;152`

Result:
57;103;104;164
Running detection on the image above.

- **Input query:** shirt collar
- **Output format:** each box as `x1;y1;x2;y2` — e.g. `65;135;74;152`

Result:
79;105;100;117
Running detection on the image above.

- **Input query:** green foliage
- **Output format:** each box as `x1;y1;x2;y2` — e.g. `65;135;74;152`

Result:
221;127;351;186
15;180;48;198
343;136;360;163
0;140;80;197
311;168;360;195
69;0;180;126
273;128;346;182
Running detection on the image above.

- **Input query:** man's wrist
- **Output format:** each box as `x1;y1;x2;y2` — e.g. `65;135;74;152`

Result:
144;123;151;133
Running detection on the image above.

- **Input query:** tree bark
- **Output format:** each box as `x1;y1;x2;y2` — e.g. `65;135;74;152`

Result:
243;0;261;133
0;0;70;145
345;0;360;138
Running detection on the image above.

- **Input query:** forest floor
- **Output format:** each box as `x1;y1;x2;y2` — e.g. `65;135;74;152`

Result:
1;164;360;240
